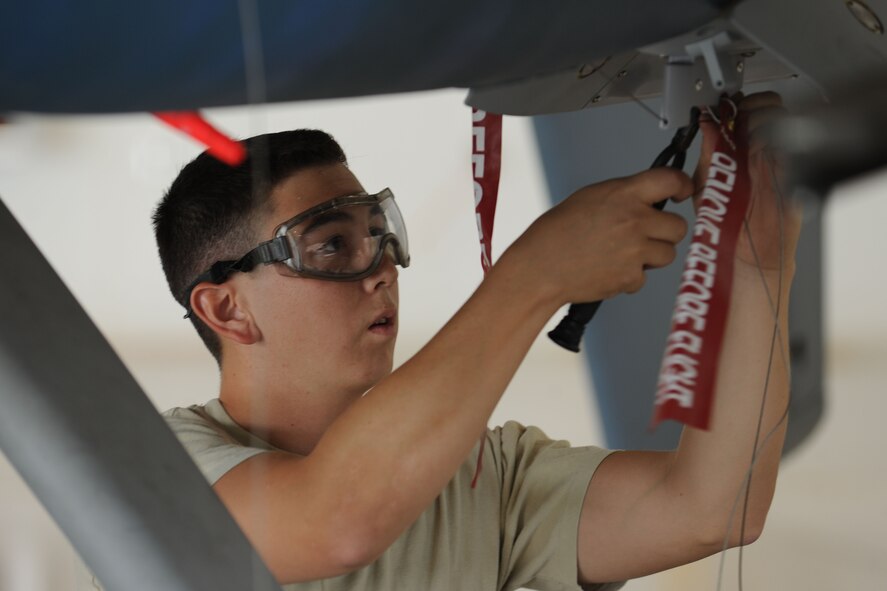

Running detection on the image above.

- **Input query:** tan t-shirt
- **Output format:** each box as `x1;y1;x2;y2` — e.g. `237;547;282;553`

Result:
164;400;624;591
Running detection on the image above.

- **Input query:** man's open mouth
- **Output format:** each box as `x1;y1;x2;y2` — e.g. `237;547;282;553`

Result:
369;312;395;330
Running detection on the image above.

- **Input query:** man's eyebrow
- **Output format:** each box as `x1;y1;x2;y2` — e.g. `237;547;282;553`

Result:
300;210;353;234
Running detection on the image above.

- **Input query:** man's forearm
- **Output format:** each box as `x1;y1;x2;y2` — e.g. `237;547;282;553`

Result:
309;250;560;558
670;260;793;544
219;169;695;582
309;168;694;560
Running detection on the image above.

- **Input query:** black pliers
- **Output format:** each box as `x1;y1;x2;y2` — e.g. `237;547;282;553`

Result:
651;106;702;172
548;107;702;353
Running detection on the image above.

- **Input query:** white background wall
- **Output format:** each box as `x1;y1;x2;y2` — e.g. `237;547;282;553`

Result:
1;89;885;589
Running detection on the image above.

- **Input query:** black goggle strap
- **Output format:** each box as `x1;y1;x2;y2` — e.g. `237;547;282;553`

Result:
181;237;290;318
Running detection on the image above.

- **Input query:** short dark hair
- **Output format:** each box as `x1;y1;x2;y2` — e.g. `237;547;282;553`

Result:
153;129;347;363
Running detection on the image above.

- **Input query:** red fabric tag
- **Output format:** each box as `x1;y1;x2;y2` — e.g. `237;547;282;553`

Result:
154;111;246;166
470;108;503;487
471;109;503;273
651;100;751;431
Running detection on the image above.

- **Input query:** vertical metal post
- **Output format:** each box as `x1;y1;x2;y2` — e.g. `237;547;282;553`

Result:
0;198;281;591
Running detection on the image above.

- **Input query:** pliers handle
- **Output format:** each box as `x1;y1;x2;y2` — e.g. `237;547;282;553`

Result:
548;106;702;353
651;106;702;176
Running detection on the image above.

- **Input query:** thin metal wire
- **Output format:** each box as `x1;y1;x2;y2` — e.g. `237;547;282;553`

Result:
714;149;791;591
626;93;667;126
237;0;271;146
237;0;267;105
236;1;273;585
738;152;790;591
589;56;666;126
706;100;739;127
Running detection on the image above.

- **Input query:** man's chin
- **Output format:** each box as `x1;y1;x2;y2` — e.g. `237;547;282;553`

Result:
369;363;396;391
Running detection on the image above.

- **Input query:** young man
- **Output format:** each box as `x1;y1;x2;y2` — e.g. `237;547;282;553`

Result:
155;92;798;590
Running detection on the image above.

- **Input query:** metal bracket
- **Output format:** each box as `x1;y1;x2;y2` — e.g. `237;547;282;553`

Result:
658;30;746;129
687;31;741;92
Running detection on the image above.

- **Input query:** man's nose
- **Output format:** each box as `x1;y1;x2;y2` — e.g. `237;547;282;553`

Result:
363;245;398;291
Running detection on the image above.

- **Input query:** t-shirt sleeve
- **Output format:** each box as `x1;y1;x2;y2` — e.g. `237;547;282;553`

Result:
493;421;624;591
163;406;268;485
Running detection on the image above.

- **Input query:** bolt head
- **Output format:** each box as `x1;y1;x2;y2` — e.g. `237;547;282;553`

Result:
846;0;884;34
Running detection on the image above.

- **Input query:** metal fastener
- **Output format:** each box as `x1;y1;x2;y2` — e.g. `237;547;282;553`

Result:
846;0;884;34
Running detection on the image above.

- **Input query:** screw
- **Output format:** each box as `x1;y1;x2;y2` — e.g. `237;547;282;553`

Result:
617;70;628;78
591;95;602;103
695;79;704;91
846;0;884;35
737;61;745;73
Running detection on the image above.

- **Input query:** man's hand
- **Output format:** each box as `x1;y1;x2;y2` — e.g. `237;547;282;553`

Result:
503;168;693;307
694;92;802;273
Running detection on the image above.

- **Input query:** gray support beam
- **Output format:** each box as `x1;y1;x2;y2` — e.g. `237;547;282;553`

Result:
0;198;281;591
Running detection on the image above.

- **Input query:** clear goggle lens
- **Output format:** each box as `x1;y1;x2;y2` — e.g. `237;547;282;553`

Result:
181;189;408;316
277;188;409;280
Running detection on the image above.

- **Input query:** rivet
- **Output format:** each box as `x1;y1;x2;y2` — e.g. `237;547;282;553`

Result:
695;79;704;91
591;95;602;103
846;0;884;34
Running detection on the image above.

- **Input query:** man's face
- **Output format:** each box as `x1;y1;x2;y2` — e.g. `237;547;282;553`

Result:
233;163;399;396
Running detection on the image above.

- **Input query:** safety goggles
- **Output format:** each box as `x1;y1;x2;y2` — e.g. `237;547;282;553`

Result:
182;188;409;315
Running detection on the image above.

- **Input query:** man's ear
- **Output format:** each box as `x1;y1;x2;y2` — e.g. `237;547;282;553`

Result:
189;282;261;345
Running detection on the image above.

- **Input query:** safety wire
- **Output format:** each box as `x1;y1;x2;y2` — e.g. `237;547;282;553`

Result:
714;146;792;591
594;56;669;127
237;0;270;158
236;0;273;581
237;0;268;104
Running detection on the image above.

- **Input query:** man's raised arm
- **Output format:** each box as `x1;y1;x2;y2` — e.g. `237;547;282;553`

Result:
576;92;800;584
214;168;693;584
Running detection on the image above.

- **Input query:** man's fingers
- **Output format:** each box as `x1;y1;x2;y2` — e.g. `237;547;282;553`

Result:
644;239;679;270
645;210;689;245
625;168;694;206
747;105;789;154
738;90;782;112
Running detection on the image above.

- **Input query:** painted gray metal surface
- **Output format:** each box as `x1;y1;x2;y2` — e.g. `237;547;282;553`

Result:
732;0;887;99
471;0;887;127
0;199;281;591
0;0;727;113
